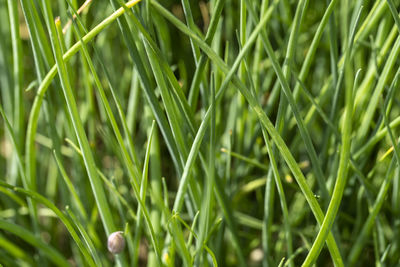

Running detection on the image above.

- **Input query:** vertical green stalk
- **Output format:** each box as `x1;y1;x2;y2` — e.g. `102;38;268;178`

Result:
23;4;143;248
108;0;183;175
247;0;331;206
292;0;339;100
301;8;363;265
196;76;216;264
152;2;342;264
236;0;247;154
347;156;397;266
66;5;161;263
152;2;343;266
262;129;293;267
262;168;275;266
40;0;116;238
21;0;55;68
180;0;201;64
187;0;225;110
7;0;41;252
7;0;24;148
133;121;155;266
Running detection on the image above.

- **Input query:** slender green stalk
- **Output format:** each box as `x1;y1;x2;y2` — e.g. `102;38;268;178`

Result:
53;151;87;220
151;3;343;266
7;0;24;147
180;0;201;64
247;0;330;208
132;121;155;265
347;156;397;266
25;0;142;201
0;103;40;248
187;0;225;109
0;219;70;267
67;6;161;262
40;0;117;241
262;130;293;267
196;75;216;264
0;181;95;266
108;0;183;176
301;8;363;265
3;1;400;266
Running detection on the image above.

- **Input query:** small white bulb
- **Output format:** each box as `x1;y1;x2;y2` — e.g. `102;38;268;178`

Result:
107;231;125;254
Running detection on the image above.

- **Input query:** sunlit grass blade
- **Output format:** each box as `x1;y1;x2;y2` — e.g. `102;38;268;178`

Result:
132;121;155;266
39;3;122;265
3;1;400;266
150;2;343;265
25;0;143;208
107;0;183;175
301;8;363;263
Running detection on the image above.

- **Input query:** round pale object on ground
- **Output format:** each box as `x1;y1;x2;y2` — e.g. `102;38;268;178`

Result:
107;231;125;254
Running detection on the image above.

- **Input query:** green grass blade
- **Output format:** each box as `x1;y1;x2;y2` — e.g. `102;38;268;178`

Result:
25;1;143;207
151;3;343;265
0;181;95;266
0;219;69;267
39;0;118;255
301;8;363;264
